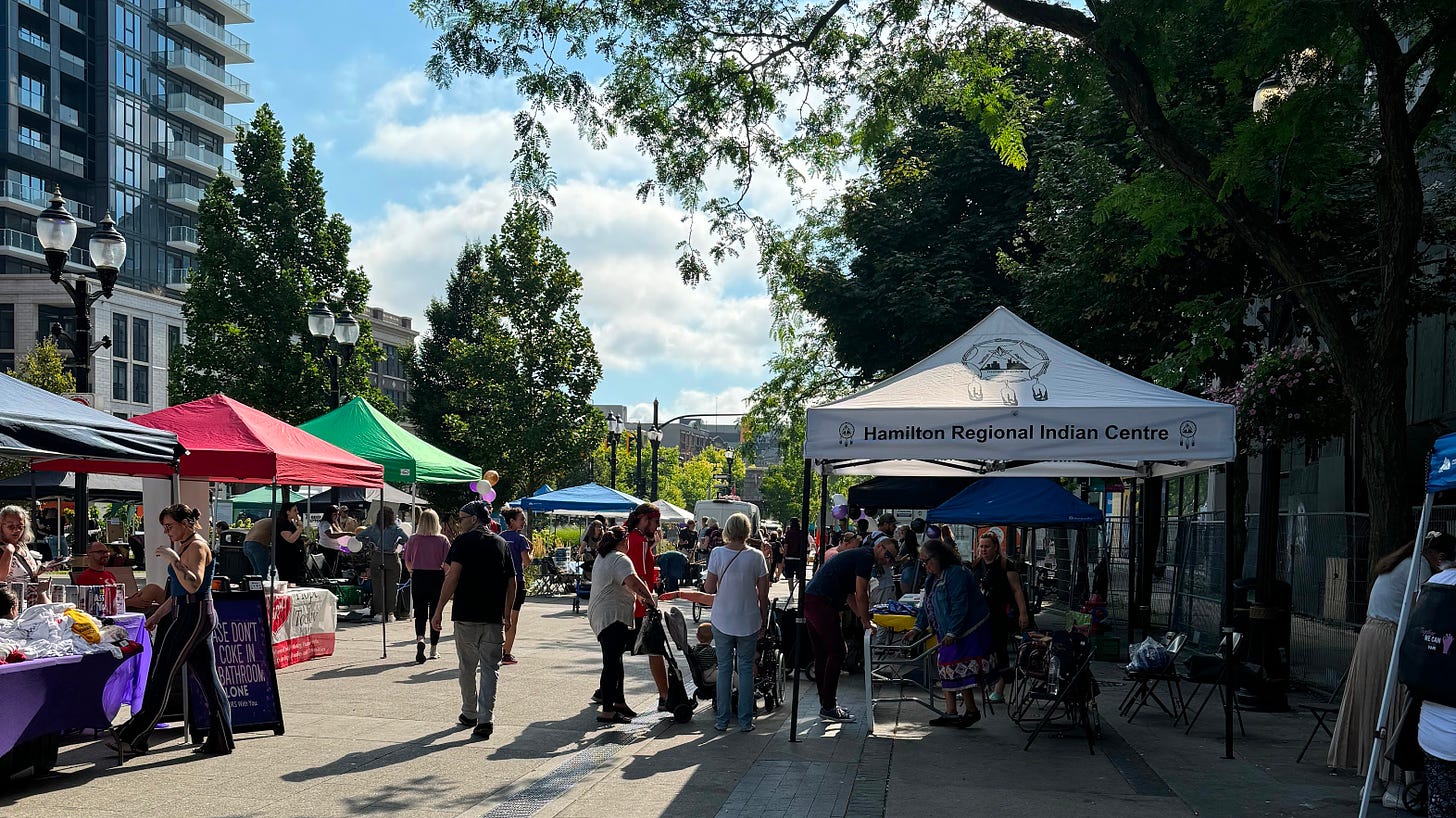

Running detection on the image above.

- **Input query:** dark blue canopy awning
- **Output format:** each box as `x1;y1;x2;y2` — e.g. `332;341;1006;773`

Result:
1429;433;1456;493
927;477;1104;526
519;482;645;514
0;374;179;464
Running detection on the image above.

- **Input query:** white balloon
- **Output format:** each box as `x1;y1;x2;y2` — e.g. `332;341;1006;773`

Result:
831;493;848;508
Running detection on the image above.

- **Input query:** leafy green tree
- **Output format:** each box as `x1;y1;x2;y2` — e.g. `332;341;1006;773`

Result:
409;205;603;508
169;105;389;423
414;0;1456;553
796;108;1031;379
10;339;76;395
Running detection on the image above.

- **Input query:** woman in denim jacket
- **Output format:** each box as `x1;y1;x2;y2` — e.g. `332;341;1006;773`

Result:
906;538;996;727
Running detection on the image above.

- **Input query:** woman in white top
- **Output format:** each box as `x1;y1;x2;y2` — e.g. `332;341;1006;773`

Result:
1;505;51;605
588;526;657;725
1419;533;1456;818
1328;537;1440;800
704;513;770;732
317;505;349;579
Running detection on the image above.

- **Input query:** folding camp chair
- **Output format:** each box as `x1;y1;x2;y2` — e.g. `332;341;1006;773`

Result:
1120;632;1189;723
1296;671;1347;763
1181;632;1247;736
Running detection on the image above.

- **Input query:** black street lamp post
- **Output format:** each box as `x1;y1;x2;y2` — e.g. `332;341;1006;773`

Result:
306;301;360;408
635;421;645;498
648;402;663;501
725;449;735;497
37;187;126;556
606;413;624;488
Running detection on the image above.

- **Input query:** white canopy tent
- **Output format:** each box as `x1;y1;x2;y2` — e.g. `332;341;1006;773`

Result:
653;499;693;525
805;307;1235;471
790;307;1238;749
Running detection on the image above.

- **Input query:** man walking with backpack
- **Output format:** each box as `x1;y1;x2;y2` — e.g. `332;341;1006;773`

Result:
433;501;516;740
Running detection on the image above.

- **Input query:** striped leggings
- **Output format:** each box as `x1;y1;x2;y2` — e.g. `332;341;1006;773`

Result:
115;595;233;753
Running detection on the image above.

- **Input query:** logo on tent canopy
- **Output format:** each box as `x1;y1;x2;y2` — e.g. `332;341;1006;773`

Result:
838;422;855;447
1441;457;1453;474
962;338;1050;406
1179;420;1198;450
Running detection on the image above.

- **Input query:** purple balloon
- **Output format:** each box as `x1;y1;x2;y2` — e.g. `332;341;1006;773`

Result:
482;486;497;503
831;504;848;520
469;481;479;494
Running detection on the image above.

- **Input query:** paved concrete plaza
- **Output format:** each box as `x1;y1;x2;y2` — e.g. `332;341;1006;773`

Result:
0;582;1367;817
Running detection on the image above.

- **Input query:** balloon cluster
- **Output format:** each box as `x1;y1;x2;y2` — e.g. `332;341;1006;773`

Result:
829;504;875;523
468;470;502;503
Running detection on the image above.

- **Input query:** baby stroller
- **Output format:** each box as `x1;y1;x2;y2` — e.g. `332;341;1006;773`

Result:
756;608;784;712
666;607;716;702
639;608;694;723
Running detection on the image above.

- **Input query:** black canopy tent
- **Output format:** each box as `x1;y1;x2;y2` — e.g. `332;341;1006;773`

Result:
0;471;144;503
0;374;182;554
846;476;977;510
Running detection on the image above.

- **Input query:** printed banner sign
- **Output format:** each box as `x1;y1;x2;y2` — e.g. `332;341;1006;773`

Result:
268;587;337;669
188;591;285;736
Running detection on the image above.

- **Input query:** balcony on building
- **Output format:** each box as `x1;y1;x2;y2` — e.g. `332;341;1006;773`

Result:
0;181;95;226
0;228;92;273
57;103;83;129
163;6;252;64
165;267;192;292
58;3;83;31
58;148;86;178
194;0;253;25
166;182;206;212
155;50;252;104
157;140;238;180
167;224;200;253
165;92;243;142
59;48;87;79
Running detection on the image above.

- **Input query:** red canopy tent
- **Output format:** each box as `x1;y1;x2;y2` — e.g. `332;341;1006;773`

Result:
36;394;383;487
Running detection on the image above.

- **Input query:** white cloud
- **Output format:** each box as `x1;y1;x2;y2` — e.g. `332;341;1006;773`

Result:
625;386;754;424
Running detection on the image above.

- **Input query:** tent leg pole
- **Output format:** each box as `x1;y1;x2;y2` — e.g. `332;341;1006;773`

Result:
1357;492;1434;817
790;458;812;743
816;465;829;578
1221;462;1239;760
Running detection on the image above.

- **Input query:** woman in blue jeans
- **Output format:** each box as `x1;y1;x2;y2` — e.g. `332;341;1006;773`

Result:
703;513;771;732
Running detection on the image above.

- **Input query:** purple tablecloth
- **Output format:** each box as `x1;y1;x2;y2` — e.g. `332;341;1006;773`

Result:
0;651;125;758
102;613;152;719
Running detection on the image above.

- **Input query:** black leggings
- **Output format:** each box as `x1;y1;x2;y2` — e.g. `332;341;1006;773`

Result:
597;621;632;708
116;595;233;753
411;569;445;643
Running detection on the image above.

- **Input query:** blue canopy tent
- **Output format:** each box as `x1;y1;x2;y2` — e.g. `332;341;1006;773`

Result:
927;477;1104;526
504;483;554;508
1360;433;1456;814
519;482;645;515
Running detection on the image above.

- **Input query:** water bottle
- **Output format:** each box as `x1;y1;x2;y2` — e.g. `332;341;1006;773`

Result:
267;565;279;588
1048;653;1062;696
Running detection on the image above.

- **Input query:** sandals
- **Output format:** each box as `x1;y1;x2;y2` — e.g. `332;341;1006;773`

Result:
596;712;631;724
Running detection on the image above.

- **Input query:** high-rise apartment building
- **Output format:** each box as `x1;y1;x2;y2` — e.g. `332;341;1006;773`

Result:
1;0;251;416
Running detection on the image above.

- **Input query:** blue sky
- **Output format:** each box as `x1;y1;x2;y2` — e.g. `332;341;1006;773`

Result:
240;1;789;423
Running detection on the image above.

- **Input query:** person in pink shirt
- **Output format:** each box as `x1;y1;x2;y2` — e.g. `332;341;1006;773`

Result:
403;509;452;664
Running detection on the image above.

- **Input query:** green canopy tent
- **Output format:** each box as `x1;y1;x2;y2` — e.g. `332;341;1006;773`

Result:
299;397;482;660
299;397;481;485
230;486;306;520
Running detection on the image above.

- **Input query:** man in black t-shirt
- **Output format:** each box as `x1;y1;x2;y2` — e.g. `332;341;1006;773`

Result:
802;536;896;723
433;501;516;740
678;519;698;553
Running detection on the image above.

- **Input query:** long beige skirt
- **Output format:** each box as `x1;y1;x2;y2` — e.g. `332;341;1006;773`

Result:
1327;617;1409;783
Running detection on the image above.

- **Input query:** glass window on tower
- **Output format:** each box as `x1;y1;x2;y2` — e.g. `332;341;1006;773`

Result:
115;53;141;95
37;306;73;344
115;5;142;50
132;318;149;362
0;305;13;353
18;126;47;150
167;325;181;356
19;75;47;112
132;364;149;404
112;361;128;401
112;312;128;358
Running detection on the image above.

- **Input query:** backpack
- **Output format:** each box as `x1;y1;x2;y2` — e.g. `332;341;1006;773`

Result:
1399;582;1456;707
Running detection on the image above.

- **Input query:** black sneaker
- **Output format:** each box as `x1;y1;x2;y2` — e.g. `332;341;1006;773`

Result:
458;714;477;727
473;723;494;740
820;706;856;723
416;643;427;665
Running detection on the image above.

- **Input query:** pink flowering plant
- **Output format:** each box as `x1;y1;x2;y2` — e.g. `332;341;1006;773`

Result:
1208;346;1346;452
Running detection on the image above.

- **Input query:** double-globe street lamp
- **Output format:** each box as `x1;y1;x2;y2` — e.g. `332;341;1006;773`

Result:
606;412;625;488
37;187;128;555
306;301;361;409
